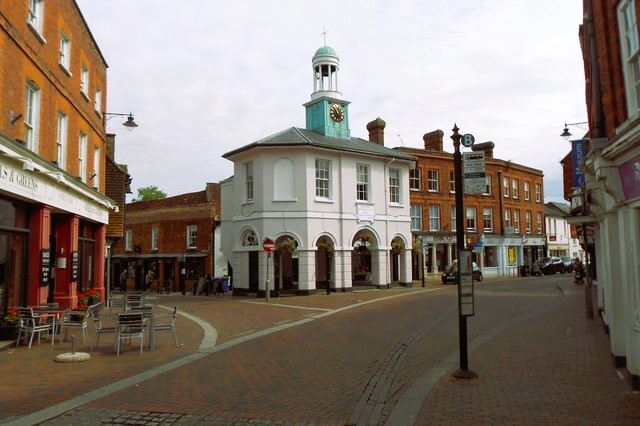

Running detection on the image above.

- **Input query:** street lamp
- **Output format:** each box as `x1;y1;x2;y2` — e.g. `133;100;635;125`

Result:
105;112;138;131
560;121;588;140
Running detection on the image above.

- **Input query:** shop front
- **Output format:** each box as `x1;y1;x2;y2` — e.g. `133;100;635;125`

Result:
0;137;112;315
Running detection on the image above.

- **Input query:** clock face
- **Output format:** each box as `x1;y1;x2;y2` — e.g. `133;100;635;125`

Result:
330;104;345;122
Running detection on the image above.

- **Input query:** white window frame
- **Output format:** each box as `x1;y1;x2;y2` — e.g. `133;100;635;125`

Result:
94;89;102;114
512;179;519;199
536;212;543;234
410;204;422;230
244;161;254;201
514;209;521;233
535;184;542;202
427;169;439;192
526;210;532;233
151;228;159;251
125;230;132;251
186;225;197;249
451;205;457;230
56;112;67;168
503;176;509;198
27;0;45;38
619;0;640;115
483;174;492;195
356;163;370;202
315;158;331;199
80;65;90;97
409;168;421;190
93;146;100;189
483;207;493;232
504;208;512;229
389;168;401;204
59;32;71;72
449;171;455;193
466;206;476;231
24;81;40;152
79;132;87;182
524;181;530;201
429;204;440;231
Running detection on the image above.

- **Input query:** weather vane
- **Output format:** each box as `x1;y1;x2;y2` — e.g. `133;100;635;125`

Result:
321;26;328;45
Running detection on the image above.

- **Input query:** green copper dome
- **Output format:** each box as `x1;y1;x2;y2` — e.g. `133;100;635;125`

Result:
314;45;337;57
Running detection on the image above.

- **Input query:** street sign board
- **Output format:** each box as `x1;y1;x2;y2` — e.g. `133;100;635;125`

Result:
262;238;275;252
463;151;486;194
458;249;475;316
461;133;475;147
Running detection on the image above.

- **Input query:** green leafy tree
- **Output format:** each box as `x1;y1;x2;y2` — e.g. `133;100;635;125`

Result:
132;185;167;202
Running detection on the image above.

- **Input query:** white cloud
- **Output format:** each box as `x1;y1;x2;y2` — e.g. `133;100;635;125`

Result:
77;0;585;202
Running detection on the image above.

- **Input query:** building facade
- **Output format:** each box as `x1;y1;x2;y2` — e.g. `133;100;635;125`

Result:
110;183;224;294
564;0;640;389
397;133;546;279
0;0;115;313
544;202;583;260
221;45;416;296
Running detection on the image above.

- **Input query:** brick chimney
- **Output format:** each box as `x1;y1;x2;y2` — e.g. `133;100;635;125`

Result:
366;117;386;145
472;141;495;159
423;130;444;151
106;133;116;159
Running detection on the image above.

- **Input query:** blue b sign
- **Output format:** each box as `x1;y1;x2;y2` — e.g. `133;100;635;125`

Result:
571;139;587;188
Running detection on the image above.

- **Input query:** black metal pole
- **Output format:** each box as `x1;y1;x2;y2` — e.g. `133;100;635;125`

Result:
451;124;477;379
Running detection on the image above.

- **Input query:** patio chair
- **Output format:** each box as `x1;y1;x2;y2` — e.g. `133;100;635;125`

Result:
108;295;124;314
59;304;94;343
90;304;117;351
16;307;54;348
124;294;144;311
154;306;178;346
116;312;146;355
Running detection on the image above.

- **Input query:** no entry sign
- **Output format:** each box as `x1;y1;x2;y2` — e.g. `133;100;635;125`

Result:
262;238;275;252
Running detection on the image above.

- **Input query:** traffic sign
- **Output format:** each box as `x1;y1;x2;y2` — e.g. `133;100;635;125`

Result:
262;238;275;252
463;151;486;194
461;133;475;147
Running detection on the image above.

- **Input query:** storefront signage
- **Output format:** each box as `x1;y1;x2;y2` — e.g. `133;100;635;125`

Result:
421;234;456;244
40;249;50;286
618;153;640;200
71;251;79;281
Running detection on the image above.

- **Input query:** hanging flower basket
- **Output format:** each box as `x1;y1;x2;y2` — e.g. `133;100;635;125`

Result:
277;238;297;254
390;240;405;254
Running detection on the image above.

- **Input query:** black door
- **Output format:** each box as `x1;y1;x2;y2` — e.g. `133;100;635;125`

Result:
248;251;258;292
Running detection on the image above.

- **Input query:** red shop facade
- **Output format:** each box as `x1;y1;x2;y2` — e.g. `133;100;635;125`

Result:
0;136;112;315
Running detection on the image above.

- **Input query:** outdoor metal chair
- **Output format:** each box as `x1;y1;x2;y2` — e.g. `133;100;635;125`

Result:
154;306;178;346
108;295;124;314
16;307;54;348
115;312;146;355
59;304;94;343
123;294;144;311
90;304;117;351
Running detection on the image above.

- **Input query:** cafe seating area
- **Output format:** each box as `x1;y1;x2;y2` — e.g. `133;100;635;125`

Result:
5;293;179;355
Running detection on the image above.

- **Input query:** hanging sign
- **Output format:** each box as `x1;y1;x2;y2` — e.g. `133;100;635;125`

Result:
40;249;50;286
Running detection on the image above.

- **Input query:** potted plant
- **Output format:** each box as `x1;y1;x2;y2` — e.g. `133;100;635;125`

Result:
0;310;20;340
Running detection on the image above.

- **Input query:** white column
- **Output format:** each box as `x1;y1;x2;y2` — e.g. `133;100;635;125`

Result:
400;248;412;286
296;249;316;293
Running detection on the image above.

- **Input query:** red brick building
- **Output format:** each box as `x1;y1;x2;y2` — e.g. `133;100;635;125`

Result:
110;183;224;294
396;129;546;278
0;0;116;312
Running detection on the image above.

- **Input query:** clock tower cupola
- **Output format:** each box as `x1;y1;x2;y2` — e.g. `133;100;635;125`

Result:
304;45;351;139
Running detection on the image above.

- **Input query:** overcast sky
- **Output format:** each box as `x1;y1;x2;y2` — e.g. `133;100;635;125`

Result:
76;0;586;203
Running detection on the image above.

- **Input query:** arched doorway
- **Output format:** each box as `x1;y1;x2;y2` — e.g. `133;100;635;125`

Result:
315;235;334;293
351;230;376;286
390;236;405;283
274;235;298;296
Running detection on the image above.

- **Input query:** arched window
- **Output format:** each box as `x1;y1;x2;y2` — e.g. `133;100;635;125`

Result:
242;230;258;246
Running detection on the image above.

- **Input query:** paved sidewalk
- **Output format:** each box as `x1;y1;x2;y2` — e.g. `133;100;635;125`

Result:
1;280;639;425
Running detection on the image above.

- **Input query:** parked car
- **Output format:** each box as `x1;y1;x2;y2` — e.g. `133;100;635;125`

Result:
561;257;573;272
534;256;565;275
442;260;483;284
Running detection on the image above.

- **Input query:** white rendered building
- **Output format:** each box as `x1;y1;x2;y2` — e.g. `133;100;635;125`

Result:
220;45;416;296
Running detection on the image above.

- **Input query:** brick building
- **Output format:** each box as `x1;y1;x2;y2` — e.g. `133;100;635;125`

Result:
0;0;116;312
396;130;546;279
111;183;225;294
563;0;640;389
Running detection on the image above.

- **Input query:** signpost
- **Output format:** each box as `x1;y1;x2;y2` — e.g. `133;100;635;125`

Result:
463;151;486;195
262;238;275;301
451;124;478;379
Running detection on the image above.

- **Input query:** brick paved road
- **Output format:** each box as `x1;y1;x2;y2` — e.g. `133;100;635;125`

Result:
1;276;639;426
